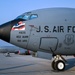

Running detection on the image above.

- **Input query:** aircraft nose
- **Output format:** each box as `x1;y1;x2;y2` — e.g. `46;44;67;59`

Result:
0;21;12;42
0;19;24;42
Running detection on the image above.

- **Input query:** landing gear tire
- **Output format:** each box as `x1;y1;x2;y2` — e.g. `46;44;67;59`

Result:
52;60;56;70
55;60;65;71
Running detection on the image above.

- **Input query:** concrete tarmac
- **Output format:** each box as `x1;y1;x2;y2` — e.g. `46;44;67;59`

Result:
0;53;75;75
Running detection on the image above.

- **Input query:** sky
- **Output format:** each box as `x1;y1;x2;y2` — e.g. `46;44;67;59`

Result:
0;0;75;46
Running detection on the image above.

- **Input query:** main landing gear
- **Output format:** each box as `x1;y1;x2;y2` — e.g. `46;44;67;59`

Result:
52;55;66;71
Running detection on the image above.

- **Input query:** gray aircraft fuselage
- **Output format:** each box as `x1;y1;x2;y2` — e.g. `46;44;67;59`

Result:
0;8;75;55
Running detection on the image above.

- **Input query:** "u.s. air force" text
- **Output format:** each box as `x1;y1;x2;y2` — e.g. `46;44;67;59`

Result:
36;26;75;33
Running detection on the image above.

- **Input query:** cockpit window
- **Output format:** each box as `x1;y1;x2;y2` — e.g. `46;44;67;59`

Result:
22;15;29;20
29;14;38;20
16;12;31;20
16;15;30;21
16;13;38;21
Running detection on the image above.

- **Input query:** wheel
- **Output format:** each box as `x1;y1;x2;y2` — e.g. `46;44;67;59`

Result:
55;60;65;71
51;60;56;70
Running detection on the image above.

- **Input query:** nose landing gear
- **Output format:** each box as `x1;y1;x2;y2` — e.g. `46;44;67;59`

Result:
52;55;66;71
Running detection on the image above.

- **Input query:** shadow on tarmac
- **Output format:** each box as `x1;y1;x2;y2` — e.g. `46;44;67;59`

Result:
0;63;35;71
65;58;75;70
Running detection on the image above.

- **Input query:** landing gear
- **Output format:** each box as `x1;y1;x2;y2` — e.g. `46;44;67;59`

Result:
52;55;66;71
52;60;56;70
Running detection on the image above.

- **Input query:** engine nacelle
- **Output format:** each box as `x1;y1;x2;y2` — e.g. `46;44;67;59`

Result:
15;50;31;55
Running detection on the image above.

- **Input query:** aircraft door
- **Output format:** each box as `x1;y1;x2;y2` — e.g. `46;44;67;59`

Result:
27;24;41;51
39;37;58;51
